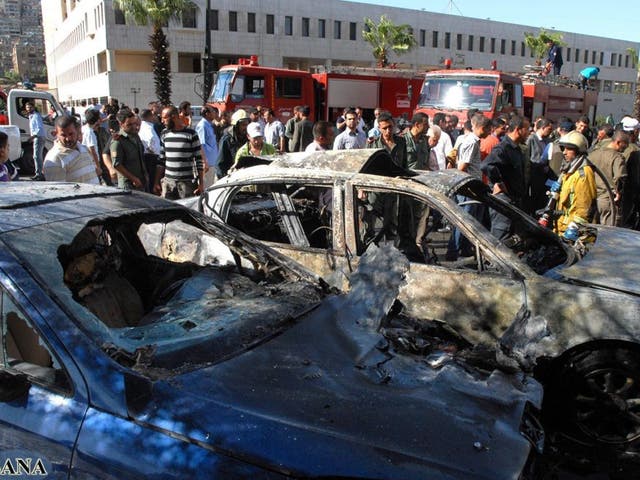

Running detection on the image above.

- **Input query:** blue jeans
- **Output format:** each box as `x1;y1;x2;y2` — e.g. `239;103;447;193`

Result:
33;136;45;175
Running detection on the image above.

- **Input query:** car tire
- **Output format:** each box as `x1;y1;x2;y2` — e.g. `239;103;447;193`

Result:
541;343;640;471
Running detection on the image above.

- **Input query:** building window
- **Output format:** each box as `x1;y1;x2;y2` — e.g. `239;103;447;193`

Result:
566;48;571;62
511;40;516;56
584;49;589;64
603;80;612;93
419;29;425;47
600;51;604;65
592;50;596;64
500;39;505;55
521;42;525;57
285;16;292;36
432;31;438;48
229;11;237;32
626;55;630;68
302;17;309;37
334;20;341;39
456;33;462;50
468;35;473;51
444;32;450;49
209;9;218;30
114;7;125;24
479;36;485;52
318;19;325;38
490;37;496;54
574;48;579;63
266;14;274;34
611;53;617;67
181;4;196;28
350;22;357;40
248;12;255;33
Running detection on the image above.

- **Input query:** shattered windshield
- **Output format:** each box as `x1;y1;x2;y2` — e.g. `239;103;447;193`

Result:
209;70;235;102
5;210;324;372
418;77;497;111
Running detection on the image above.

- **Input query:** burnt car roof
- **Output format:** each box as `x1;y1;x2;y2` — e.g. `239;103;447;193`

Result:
226;150;482;197
235;148;411;177
0;183;175;232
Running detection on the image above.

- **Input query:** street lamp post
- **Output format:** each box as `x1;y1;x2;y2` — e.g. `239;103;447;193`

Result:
130;87;140;108
203;0;213;101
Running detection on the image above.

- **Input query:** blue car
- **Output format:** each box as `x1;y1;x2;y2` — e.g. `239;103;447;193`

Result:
0;183;542;479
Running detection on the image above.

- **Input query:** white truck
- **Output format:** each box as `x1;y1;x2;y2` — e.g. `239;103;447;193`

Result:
0;89;65;175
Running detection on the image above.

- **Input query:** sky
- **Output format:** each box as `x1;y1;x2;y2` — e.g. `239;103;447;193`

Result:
345;0;640;44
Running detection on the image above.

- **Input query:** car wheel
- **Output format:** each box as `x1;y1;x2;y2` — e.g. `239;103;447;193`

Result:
542;344;640;469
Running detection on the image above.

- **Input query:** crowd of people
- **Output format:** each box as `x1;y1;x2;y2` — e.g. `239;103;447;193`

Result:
2;98;639;253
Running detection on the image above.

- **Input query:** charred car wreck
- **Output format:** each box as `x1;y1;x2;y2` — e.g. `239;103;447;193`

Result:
193;149;640;476
0;183;543;479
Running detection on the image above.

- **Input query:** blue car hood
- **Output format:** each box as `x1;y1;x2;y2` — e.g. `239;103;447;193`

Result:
126;245;541;480
556;226;640;296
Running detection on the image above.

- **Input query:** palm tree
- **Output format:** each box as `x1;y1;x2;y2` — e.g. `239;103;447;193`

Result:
626;48;640;119
114;0;192;105
362;15;416;68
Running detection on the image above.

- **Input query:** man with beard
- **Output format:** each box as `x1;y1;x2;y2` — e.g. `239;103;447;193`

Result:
217;109;250;177
43;115;100;184
154;105;204;199
111;109;147;191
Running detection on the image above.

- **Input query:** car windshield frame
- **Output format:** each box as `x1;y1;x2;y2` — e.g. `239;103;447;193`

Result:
0;208;324;372
418;76;498;111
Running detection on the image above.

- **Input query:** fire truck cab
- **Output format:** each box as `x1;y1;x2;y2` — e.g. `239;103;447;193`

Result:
208;56;315;124
207;57;424;125
415;70;524;125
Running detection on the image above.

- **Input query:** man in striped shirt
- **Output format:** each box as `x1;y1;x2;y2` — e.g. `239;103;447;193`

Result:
43;115;100;184
154;105;204;199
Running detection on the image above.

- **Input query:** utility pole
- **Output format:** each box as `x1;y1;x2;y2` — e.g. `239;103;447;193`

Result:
202;0;213;101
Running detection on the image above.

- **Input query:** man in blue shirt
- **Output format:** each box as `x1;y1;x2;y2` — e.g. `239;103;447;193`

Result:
25;102;46;180
195;105;219;184
579;66;600;90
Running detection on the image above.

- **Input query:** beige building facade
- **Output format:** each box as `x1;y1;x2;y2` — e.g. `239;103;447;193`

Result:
42;0;638;120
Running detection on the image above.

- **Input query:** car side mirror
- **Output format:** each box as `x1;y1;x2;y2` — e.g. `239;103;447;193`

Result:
0;370;31;402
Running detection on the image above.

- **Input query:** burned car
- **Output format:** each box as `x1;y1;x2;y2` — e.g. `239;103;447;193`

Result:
194;149;640;474
0;183;542;479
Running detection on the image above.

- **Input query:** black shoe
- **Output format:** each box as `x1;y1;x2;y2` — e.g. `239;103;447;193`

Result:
31;173;45;181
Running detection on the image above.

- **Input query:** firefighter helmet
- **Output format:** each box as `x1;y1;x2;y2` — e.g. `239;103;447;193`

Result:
558;131;588;154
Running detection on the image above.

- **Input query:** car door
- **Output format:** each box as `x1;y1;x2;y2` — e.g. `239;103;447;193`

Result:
344;180;527;345
208;179;354;289
0;271;89;477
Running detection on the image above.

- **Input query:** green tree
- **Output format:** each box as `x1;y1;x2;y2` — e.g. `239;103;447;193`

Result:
362;15;416;68
524;29;566;63
627;48;640;119
114;0;192;105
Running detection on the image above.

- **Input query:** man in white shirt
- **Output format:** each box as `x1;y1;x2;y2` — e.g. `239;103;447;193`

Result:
139;109;162;191
44;115;100;184
305;121;335;152
263;107;286;153
81;109;102;179
432;113;453;170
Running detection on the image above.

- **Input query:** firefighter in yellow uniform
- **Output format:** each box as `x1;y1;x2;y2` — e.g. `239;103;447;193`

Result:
554;131;597;236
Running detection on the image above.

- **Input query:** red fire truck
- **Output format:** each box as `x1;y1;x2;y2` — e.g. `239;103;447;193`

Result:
522;80;598;123
207;56;424;124
415;67;597;125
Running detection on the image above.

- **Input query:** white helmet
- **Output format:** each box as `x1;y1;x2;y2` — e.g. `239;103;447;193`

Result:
558;131;588;154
